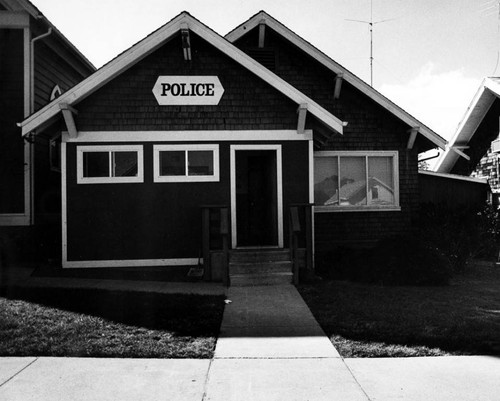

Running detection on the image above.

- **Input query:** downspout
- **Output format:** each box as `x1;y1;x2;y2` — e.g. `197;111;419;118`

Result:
30;27;52;113
29;27;53;225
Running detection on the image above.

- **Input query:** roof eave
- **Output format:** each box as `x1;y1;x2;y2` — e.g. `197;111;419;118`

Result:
226;11;446;150
21;12;345;136
435;78;499;172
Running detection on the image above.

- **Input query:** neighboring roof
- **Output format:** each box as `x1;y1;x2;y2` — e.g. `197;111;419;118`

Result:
419;170;488;184
435;77;500;173
1;0;95;73
20;12;346;136
226;11;447;150
325;177;393;205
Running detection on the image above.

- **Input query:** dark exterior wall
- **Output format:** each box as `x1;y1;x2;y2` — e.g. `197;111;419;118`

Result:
75;32;298;131
65;141;309;262
33;41;87;111
0;28;25;214
419;174;488;209
234;26;420;249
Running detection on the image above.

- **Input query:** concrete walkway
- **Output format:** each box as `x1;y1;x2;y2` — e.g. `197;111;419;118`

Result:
205;285;368;400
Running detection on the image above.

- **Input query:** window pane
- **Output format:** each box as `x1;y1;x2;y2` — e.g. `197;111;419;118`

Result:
314;157;338;206
113;151;138;177
368;156;395;205
188;151;214;176
83;152;109;177
339;157;366;206
159;151;185;176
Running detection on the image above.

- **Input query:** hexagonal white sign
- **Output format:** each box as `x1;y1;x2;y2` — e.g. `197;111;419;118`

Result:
152;76;224;106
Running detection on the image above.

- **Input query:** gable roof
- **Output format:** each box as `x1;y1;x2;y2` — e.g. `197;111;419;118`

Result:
20;11;345;136
435;77;500;173
1;0;95;75
226;11;447;150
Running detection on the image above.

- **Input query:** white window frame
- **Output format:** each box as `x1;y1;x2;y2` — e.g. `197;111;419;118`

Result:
314;150;400;212
153;144;220;183
76;145;144;184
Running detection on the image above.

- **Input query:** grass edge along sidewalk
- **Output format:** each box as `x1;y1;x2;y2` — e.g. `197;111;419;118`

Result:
298;265;500;358
0;286;225;358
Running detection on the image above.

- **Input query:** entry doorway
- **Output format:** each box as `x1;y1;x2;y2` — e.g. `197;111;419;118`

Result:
230;145;283;248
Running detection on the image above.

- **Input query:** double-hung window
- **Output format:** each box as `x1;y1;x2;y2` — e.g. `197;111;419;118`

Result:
314;151;399;211
153;144;220;182
77;145;144;184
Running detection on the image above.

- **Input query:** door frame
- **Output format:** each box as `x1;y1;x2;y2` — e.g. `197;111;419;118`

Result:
230;144;283;249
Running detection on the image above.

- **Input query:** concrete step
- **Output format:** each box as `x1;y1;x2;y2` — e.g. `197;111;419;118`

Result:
230;272;293;286
229;249;291;263
229;261;292;275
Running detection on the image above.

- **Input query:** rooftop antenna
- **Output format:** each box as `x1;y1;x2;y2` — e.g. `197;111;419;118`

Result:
346;0;395;86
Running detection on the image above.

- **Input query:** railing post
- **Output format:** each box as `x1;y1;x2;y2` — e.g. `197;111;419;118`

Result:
304;204;313;272
289;206;301;285
220;207;230;287
201;207;211;281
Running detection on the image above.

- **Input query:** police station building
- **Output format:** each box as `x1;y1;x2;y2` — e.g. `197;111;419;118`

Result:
20;12;446;284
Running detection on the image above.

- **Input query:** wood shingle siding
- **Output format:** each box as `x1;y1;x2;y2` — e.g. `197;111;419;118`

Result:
234;24;420;248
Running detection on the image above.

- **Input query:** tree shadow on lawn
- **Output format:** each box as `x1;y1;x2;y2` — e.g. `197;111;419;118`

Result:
0;286;225;337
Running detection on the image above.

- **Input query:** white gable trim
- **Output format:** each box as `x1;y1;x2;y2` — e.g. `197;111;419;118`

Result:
20;13;345;136
226;11;446;150
435;78;499;172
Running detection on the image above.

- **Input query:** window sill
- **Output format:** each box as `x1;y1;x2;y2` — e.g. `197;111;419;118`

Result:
77;177;144;184
154;175;219;183
314;206;401;213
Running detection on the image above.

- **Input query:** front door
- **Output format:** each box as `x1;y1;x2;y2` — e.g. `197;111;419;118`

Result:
230;145;283;248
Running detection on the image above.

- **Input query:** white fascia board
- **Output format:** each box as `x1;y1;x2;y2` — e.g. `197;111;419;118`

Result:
435;78;498;172
21;13;344;136
187;18;344;134
226;12;446;149
21;15;186;135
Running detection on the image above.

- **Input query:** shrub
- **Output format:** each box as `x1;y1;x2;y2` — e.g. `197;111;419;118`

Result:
418;203;500;271
371;235;452;286
316;236;452;286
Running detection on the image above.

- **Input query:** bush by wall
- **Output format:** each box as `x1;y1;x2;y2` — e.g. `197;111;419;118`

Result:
316;235;452;286
417;203;500;271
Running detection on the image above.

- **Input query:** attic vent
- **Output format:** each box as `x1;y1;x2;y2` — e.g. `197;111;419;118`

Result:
247;48;276;71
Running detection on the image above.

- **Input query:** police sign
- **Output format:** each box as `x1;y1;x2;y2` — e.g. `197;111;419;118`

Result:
152;76;224;105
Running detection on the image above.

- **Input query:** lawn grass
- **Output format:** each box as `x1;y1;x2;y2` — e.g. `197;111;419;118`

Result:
0;286;225;358
298;265;500;357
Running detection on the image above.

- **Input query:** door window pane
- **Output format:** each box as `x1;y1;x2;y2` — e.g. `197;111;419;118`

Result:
159;151;185;176
339;156;366;206
113;151;138;177
83;152;109;178
368;157;395;205
314;157;338;206
188;151;214;176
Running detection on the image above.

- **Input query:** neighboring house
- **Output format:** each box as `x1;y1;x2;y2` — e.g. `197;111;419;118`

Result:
315;177;395;207
19;11;446;281
0;0;95;262
435;77;500;205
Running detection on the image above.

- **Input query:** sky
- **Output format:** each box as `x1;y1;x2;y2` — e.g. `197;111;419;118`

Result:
34;0;500;144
